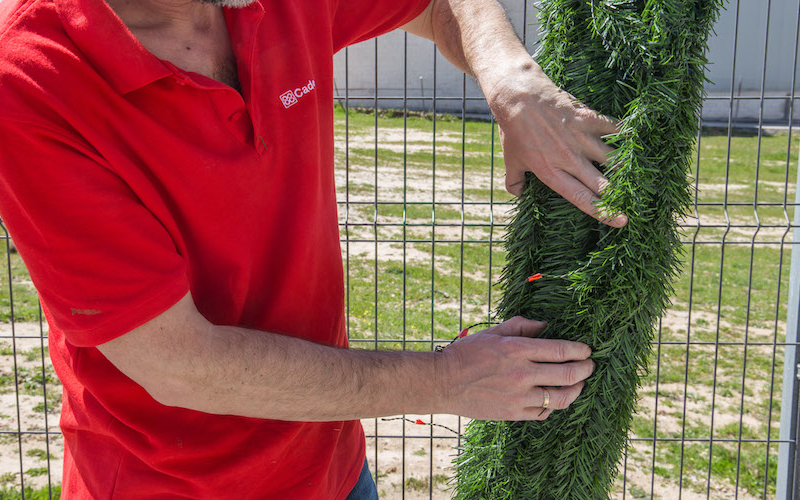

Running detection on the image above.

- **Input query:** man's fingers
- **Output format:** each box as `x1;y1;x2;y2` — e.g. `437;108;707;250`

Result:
493;316;547;338
549;170;603;217
588;111;619;136
567;161;628;227
550;171;627;228
530;359;595;386
532;382;583;410
519;338;591;363
571;99;618;135
585;140;615;167
517;381;586;420
564;159;609;197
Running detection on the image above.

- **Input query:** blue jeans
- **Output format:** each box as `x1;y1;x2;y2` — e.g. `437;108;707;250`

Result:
345;459;379;500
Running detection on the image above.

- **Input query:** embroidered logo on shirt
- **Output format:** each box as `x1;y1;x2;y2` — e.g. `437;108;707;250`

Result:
71;308;102;316
279;79;316;108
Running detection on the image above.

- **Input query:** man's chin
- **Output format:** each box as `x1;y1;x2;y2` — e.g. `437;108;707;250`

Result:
197;0;257;7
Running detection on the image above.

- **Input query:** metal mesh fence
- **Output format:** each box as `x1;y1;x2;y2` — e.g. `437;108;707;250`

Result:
0;0;798;498
334;0;800;498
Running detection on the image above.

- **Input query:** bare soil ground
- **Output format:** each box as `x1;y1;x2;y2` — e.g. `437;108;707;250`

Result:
0;323;62;492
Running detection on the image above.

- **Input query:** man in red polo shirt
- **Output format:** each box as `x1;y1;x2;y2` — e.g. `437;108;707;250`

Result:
0;0;625;497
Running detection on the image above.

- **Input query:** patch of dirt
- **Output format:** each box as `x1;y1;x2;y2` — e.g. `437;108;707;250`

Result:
637;381;768;438
622;446;761;500
0;323;62;491
660;306;784;343
343;241;438;263
679;219;791;243
698;181;792;194
335;129;469;155
363;414;465;499
334;162;508;206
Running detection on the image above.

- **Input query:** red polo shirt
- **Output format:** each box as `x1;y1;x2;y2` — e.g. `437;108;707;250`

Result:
0;0;429;497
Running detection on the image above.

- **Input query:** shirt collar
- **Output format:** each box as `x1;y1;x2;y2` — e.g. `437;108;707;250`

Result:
53;0;171;95
53;0;265;95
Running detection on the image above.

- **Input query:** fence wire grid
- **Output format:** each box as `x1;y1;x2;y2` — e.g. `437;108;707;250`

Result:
1;0;800;499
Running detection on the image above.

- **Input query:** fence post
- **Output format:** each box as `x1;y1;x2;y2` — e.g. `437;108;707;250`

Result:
778;163;800;500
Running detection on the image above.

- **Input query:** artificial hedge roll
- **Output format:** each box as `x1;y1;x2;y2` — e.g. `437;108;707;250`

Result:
454;1;723;498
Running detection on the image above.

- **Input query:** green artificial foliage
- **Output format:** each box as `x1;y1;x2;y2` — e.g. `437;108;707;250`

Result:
454;1;723;498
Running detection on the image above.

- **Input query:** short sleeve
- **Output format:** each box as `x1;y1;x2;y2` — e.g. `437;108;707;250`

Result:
331;0;432;52
0;119;189;347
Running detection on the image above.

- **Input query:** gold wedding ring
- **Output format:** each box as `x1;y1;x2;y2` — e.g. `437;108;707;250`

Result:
541;387;550;410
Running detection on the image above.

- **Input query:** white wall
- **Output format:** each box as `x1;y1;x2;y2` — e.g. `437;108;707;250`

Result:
704;0;800;122
333;0;800;123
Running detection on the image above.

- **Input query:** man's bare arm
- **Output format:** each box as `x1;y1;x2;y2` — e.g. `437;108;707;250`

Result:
402;0;628;227
97;293;594;422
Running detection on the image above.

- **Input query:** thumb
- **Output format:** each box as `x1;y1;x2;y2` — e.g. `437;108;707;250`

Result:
505;162;526;197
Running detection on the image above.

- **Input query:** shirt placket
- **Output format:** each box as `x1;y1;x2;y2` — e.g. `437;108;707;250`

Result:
213;88;256;148
225;4;267;157
167;66;260;153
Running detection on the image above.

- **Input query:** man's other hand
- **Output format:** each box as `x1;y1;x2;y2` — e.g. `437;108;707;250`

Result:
435;316;595;421
401;0;627;228
486;63;628;228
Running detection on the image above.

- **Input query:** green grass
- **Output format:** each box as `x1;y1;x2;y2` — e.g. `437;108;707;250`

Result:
695;129;798;204
0;485;60;500
647;438;777;497
403;473;448;492
0;244;40;323
32;394;61;414
25;449;54;461
405;476;429;491
627;484;650;499
344;241;505;347
0;365;58;397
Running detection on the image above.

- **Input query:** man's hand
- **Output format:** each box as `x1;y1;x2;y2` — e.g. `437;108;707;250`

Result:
436;317;594;421
485;67;628;227
402;0;628;228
